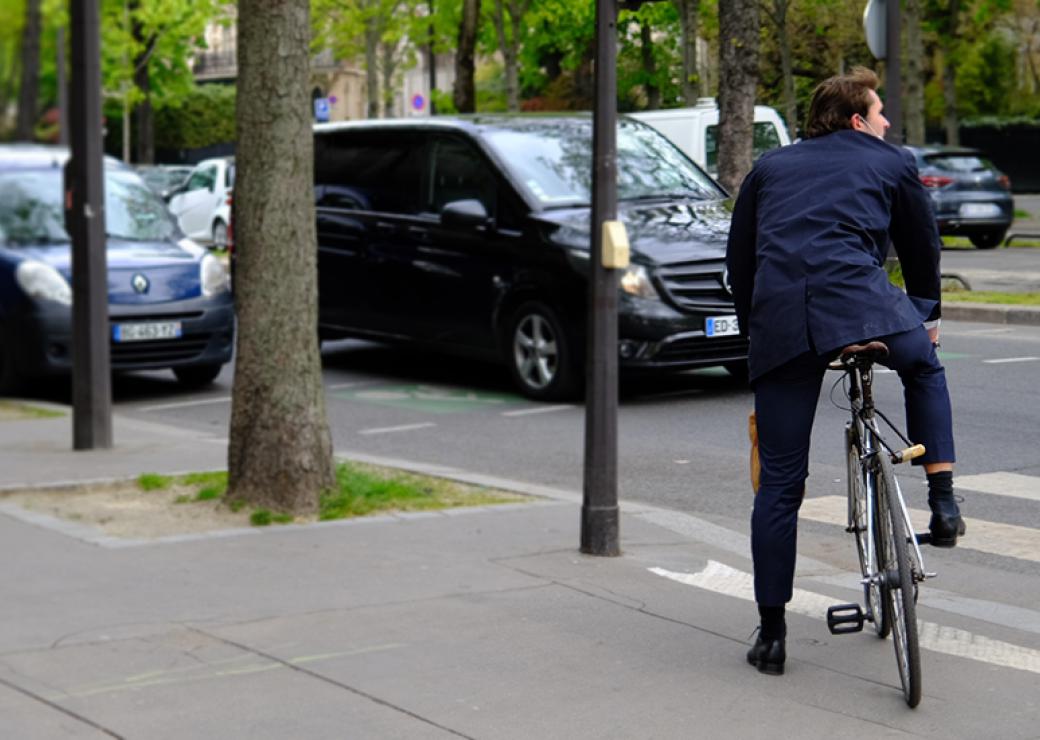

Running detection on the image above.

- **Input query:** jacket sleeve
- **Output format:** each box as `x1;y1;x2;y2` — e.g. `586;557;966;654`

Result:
890;149;942;322
726;169;758;336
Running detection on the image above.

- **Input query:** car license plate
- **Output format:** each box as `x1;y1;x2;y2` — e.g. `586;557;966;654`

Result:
705;315;739;337
112;321;183;343
959;203;1001;218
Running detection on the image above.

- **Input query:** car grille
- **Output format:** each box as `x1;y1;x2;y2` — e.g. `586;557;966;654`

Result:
654;258;734;312
109;333;212;366
652;334;748;363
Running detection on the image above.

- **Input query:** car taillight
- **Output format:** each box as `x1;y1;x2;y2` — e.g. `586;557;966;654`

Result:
919;175;954;189
997;175;1011;190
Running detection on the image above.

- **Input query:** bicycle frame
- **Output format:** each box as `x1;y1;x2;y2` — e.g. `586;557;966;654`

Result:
845;363;932;590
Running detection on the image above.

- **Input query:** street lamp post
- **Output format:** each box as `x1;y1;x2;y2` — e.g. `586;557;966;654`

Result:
581;0;624;557
67;0;112;450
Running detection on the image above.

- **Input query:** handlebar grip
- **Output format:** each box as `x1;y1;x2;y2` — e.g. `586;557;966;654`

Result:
892;444;926;464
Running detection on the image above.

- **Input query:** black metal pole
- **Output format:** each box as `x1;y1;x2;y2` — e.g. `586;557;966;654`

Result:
57;27;68;147
68;0;112;449
428;0;437;115
884;0;902;144
581;0;620;556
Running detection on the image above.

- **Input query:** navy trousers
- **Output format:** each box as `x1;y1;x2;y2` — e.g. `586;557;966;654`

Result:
751;325;955;606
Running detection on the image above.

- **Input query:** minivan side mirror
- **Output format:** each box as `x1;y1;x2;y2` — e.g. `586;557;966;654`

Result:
440;199;489;230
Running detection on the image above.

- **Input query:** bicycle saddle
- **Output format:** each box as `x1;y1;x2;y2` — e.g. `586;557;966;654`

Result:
829;341;889;369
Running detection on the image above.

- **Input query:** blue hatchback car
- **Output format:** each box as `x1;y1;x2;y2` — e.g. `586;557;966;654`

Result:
0;144;235;392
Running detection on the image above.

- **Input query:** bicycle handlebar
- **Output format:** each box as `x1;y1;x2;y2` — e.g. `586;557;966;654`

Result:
891;444;926;464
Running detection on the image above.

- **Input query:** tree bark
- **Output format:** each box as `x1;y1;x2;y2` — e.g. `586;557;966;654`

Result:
640;22;660;110
230;0;336;514
673;0;702;103
492;0;527;111
764;0;796;140
454;0;481;112
15;0;42;141
381;39;395;117
904;0;926;146
133;48;154;163
365;15;380;118
941;49;958;146
717;0;759;194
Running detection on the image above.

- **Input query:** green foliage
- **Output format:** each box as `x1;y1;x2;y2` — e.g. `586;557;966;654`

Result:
956;33;1016;117
617;2;682;111
430;88;458;114
138;473;172;491
475;60;508;112
154;84;236;149
195;487;222;501
250;509;272;526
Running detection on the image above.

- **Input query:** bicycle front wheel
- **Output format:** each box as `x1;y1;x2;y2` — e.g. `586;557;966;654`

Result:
847;425;889;638
875;454;922;708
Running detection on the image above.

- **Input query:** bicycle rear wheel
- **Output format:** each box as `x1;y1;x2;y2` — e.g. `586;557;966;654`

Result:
875;454;922;707
846;425;889;638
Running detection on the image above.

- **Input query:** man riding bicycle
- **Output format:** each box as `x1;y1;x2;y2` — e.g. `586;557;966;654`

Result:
725;67;966;676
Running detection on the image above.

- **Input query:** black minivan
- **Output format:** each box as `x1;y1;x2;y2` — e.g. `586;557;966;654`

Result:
313;115;747;400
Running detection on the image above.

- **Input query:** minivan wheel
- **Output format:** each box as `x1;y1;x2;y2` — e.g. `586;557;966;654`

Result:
173;363;223;388
504;301;578;401
970;230;1004;249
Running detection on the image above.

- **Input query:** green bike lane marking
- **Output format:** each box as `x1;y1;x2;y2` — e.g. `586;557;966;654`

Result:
333;384;525;414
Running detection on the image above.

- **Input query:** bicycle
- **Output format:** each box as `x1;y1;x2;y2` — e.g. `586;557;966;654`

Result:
824;341;934;708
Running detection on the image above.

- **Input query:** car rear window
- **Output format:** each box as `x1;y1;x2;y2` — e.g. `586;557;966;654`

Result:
924;154;992;172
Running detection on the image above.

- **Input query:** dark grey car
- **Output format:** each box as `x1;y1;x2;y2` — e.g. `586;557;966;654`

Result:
906;145;1014;249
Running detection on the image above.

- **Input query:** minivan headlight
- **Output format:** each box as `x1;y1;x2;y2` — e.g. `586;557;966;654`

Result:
200;253;230;296
15;261;72;306
620;264;659;300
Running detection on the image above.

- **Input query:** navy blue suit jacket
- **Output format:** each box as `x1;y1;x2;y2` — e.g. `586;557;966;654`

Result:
725;129;942;381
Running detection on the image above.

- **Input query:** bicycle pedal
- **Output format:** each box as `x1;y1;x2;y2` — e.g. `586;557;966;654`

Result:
826;603;865;635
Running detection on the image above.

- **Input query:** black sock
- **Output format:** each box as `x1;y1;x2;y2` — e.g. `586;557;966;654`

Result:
758;604;786;641
927;470;954;505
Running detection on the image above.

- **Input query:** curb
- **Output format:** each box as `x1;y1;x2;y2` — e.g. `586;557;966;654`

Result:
942;301;1040;326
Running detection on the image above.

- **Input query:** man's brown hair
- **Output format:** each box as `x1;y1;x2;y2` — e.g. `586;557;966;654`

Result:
804;67;880;139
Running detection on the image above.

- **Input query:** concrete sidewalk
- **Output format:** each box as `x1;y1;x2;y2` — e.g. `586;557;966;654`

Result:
1;408;1039;738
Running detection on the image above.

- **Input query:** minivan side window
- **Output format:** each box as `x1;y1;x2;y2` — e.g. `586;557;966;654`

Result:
427;137;497;216
314;131;422;214
705;122;783;172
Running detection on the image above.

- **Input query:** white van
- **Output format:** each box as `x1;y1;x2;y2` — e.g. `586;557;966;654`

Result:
629;98;791;179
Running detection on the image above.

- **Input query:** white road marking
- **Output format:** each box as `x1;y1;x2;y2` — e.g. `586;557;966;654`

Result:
956;472;1040;503
799;495;1040;563
982;356;1039;364
139;396;231;413
501;405;575;417
650;561;1040;675
358;422;436;436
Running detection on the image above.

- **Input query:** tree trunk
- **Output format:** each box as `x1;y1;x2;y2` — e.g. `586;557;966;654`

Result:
717;0;759;194
230;0;336;515
133;56;154;163
941;49;958;146
365;17;380;118
640;22;660;110
15;0;42;141
767;0;797;140
454;0;481;112
673;0;701;104
381;40;395;117
491;0;525;111
904;0;926;146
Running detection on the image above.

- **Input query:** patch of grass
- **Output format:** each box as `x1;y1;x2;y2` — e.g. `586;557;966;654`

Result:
195;487;222;501
138;473;173;491
182;471;227;488
0;400;64;420
250;509;272;526
228;499;246;513
943;290;1040;305
1014;209;1032;220
173;494;192;504
272;512;294;524
318;461;526;521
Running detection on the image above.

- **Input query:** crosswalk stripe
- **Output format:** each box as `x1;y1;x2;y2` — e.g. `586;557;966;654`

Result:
955;472;1040;503
799;495;1040;563
650;561;1040;675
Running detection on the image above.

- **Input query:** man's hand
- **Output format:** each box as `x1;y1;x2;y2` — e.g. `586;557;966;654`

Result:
924;319;941;345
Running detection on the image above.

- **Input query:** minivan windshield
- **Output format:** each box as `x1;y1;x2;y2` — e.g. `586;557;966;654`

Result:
482;118;724;208
0;168;177;246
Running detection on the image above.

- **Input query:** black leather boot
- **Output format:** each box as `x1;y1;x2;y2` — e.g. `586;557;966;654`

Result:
929;497;966;547
746;634;786;675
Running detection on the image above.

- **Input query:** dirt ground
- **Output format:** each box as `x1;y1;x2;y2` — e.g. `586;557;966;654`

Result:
1;482;313;539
